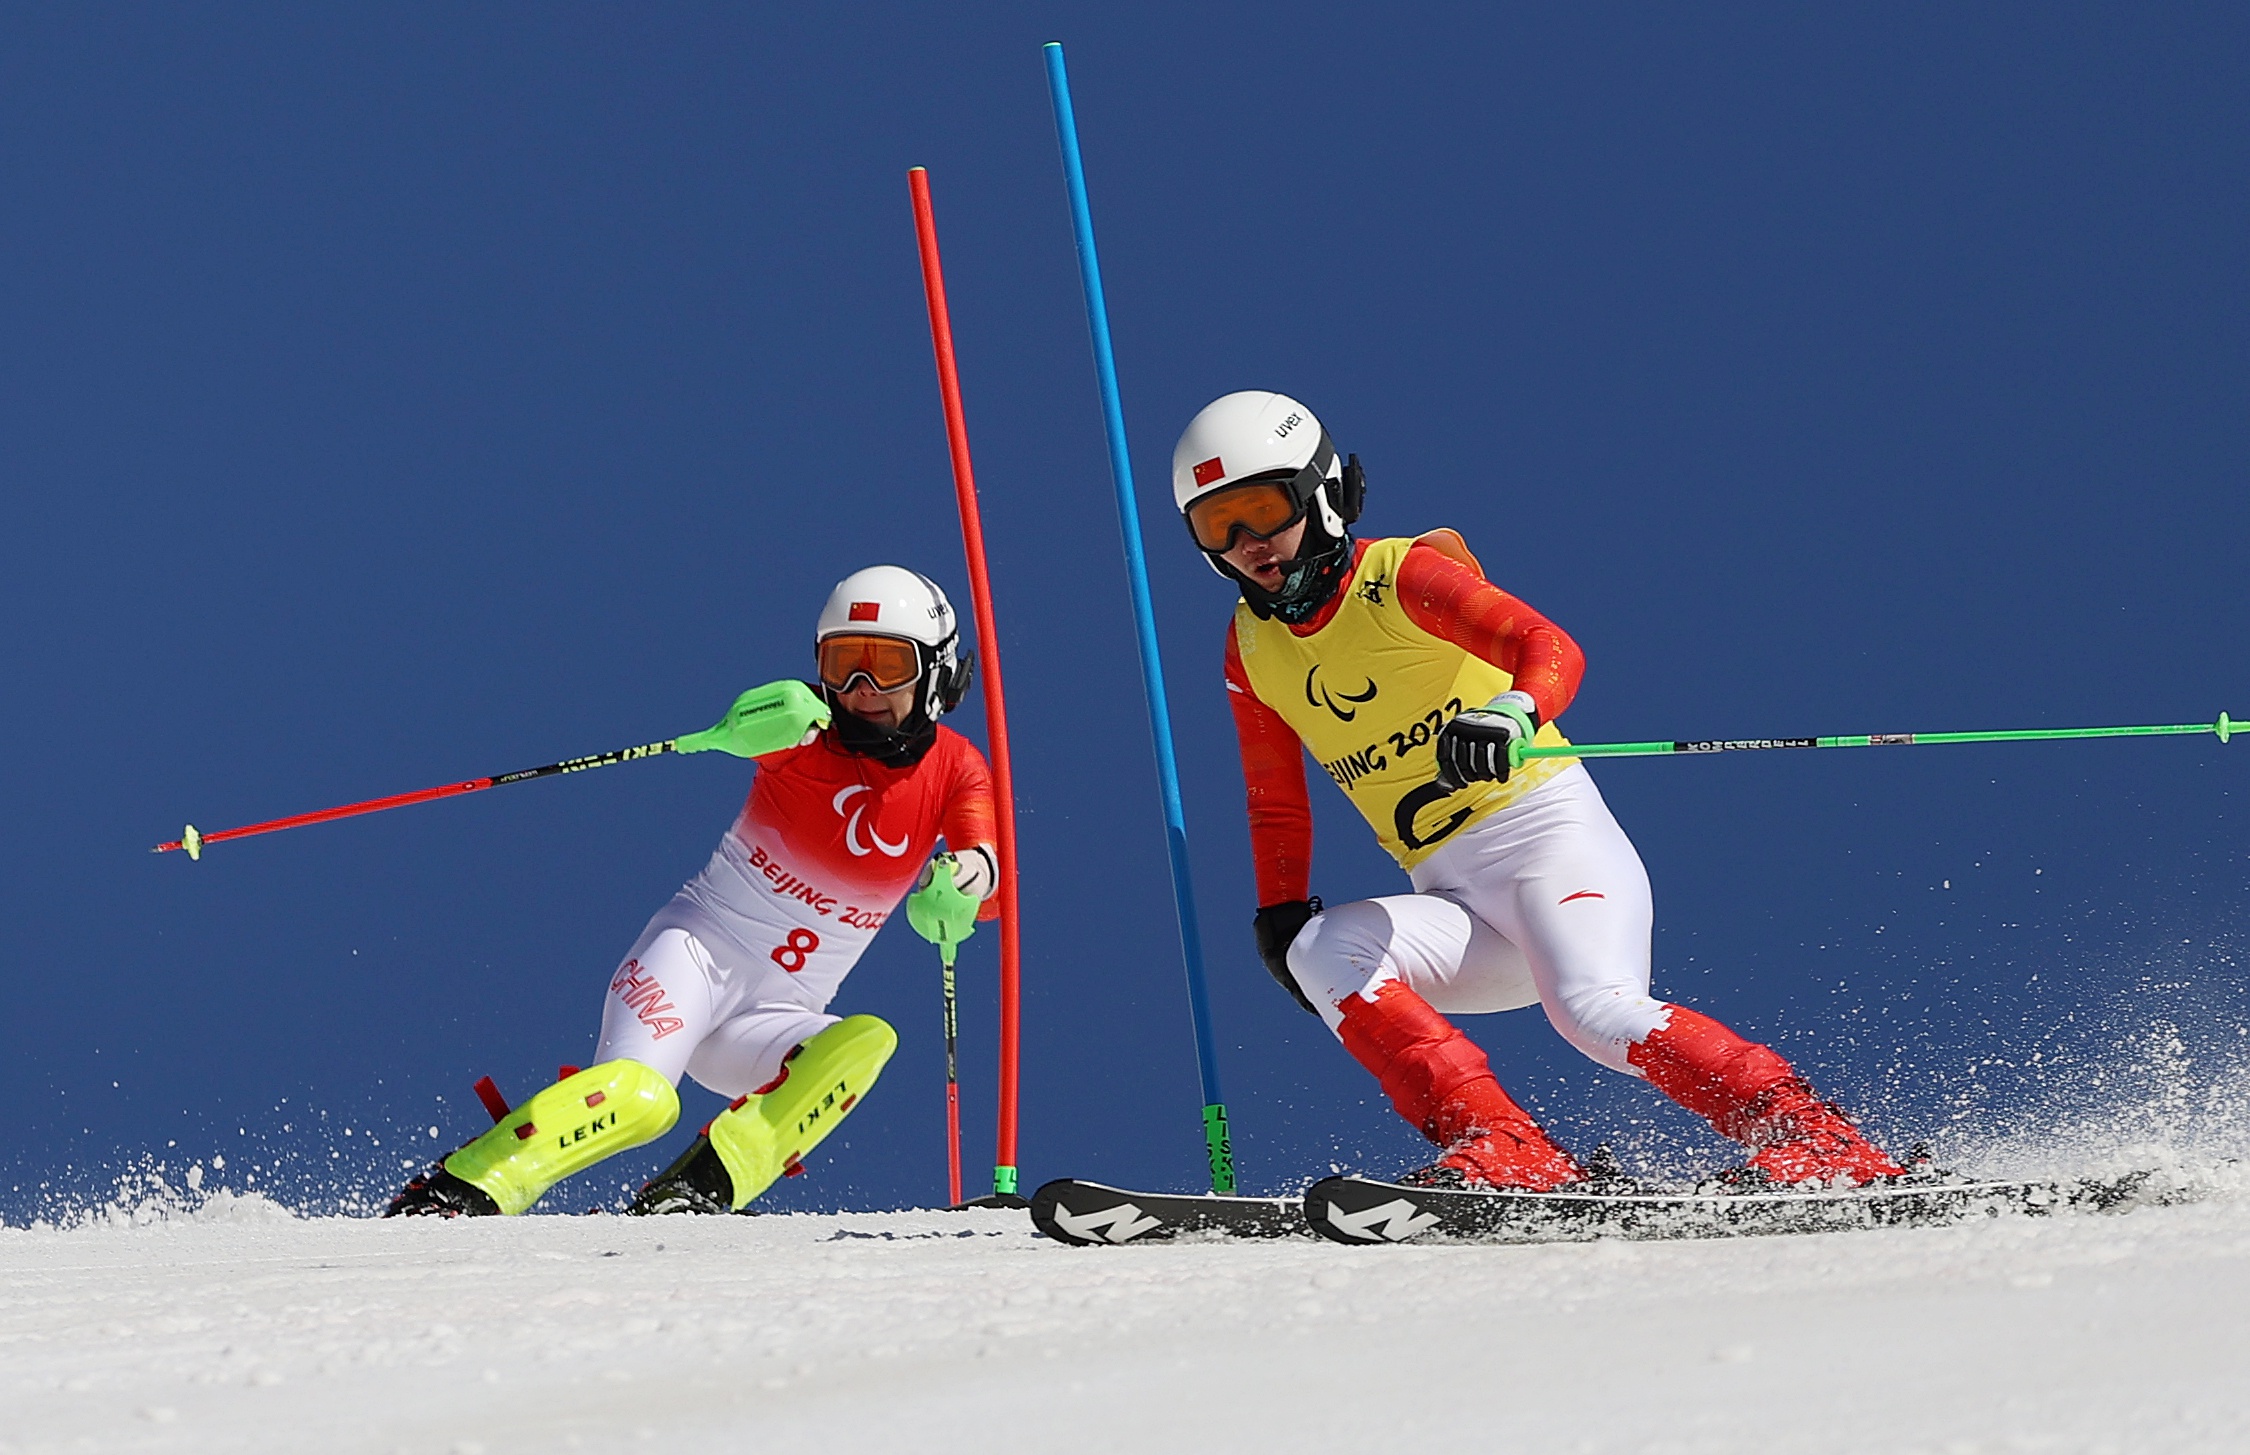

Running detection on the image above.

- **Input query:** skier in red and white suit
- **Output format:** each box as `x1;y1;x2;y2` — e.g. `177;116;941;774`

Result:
386;565;997;1217
1177;392;1903;1189
594;564;997;1107
596;672;996;1098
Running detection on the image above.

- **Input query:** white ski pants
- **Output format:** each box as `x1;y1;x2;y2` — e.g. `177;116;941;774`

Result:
1286;764;1669;1075
591;904;841;1100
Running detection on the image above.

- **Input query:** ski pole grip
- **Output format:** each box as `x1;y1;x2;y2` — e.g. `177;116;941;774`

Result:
676;680;831;758
908;853;979;957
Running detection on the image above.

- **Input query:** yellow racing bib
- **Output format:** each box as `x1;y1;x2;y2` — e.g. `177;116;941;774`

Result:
1233;534;1575;869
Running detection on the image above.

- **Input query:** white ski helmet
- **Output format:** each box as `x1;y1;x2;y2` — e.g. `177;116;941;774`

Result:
814;566;974;761
1171;390;1365;619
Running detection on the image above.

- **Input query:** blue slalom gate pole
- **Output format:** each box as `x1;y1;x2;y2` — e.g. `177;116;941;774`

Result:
1043;41;1235;1194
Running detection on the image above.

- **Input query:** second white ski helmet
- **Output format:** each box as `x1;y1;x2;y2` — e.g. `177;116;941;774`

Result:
1170;391;1365;619
1171;392;1364;550
1173;391;1333;510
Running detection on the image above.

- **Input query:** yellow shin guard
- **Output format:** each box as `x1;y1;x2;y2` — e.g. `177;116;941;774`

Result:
445;1059;679;1215
708;1015;897;1209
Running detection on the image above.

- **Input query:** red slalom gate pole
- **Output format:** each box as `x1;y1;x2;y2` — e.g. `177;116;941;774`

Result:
909;167;1025;1206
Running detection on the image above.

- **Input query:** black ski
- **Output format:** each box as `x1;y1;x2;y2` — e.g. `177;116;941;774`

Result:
1030;1178;1305;1245
1302;1170;2161;1246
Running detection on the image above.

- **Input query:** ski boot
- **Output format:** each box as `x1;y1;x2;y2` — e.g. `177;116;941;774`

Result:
1628;1005;1904;1188
1339;982;1584;1192
1396;1071;1588;1192
384;1059;680;1218
1732;1081;1906;1187
629;1015;896;1215
631;1136;739;1216
1400;1127;1585;1192
384;1164;501;1217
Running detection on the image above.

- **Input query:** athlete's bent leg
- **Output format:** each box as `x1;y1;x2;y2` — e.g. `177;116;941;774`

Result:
1337;982;1582;1190
386;1060;680;1216
1628;1007;1902;1185
634;1014;897;1214
591;926;729;1085
680;1002;841;1100
1431;767;1901;1185
389;923;727;1217
633;999;843;1214
1287;894;1541;1025
1288;897;1580;1189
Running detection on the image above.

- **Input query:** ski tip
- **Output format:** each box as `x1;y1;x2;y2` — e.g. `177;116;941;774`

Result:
183;824;203;861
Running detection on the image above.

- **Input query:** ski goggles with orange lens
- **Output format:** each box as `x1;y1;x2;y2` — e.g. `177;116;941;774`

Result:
1183;478;1310;553
817;634;924;694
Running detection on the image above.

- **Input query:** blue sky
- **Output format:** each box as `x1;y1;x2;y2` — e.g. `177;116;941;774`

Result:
3;5;2245;1216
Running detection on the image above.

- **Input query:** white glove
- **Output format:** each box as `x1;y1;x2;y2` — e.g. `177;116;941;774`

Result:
919;845;998;901
950;845;998;900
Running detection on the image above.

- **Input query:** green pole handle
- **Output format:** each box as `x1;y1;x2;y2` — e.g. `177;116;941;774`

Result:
908;855;980;967
1510;712;2242;770
675;680;832;759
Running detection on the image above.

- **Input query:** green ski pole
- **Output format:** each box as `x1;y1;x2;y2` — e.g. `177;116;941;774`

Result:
1511;712;2242;770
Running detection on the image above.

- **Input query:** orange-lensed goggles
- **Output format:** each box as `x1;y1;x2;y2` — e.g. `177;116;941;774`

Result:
1183;478;1307;553
817;634;924;693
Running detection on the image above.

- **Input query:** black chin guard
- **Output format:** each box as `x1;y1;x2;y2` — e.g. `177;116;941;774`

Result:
828;703;938;767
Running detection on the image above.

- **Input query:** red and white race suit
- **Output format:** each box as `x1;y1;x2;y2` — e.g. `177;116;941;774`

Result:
593;726;996;1098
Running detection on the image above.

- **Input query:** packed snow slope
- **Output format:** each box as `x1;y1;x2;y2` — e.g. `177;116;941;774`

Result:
4;1175;2248;1455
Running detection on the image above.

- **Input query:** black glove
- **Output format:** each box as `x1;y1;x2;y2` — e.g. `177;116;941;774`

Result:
1253;898;1323;1015
1434;690;1539;785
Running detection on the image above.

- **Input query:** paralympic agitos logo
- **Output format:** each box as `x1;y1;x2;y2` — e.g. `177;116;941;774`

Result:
1305;666;1378;722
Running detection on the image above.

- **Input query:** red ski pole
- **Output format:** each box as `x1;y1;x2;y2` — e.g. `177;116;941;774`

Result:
151;681;825;860
151;738;678;859
909;166;1026;1206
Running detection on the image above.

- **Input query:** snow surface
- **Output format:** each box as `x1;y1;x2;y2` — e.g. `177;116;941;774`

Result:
5;1174;2249;1454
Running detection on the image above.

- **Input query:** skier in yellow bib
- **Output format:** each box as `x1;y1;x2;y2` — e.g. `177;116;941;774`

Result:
1176;391;1903;1189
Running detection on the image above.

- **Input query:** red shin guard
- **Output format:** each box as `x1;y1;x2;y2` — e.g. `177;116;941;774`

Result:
1337;982;1583;1190
1629;1005;1902;1185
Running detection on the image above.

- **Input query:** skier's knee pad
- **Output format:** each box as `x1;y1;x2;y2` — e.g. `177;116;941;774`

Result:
707;1015;897;1210
444;1059;680;1215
